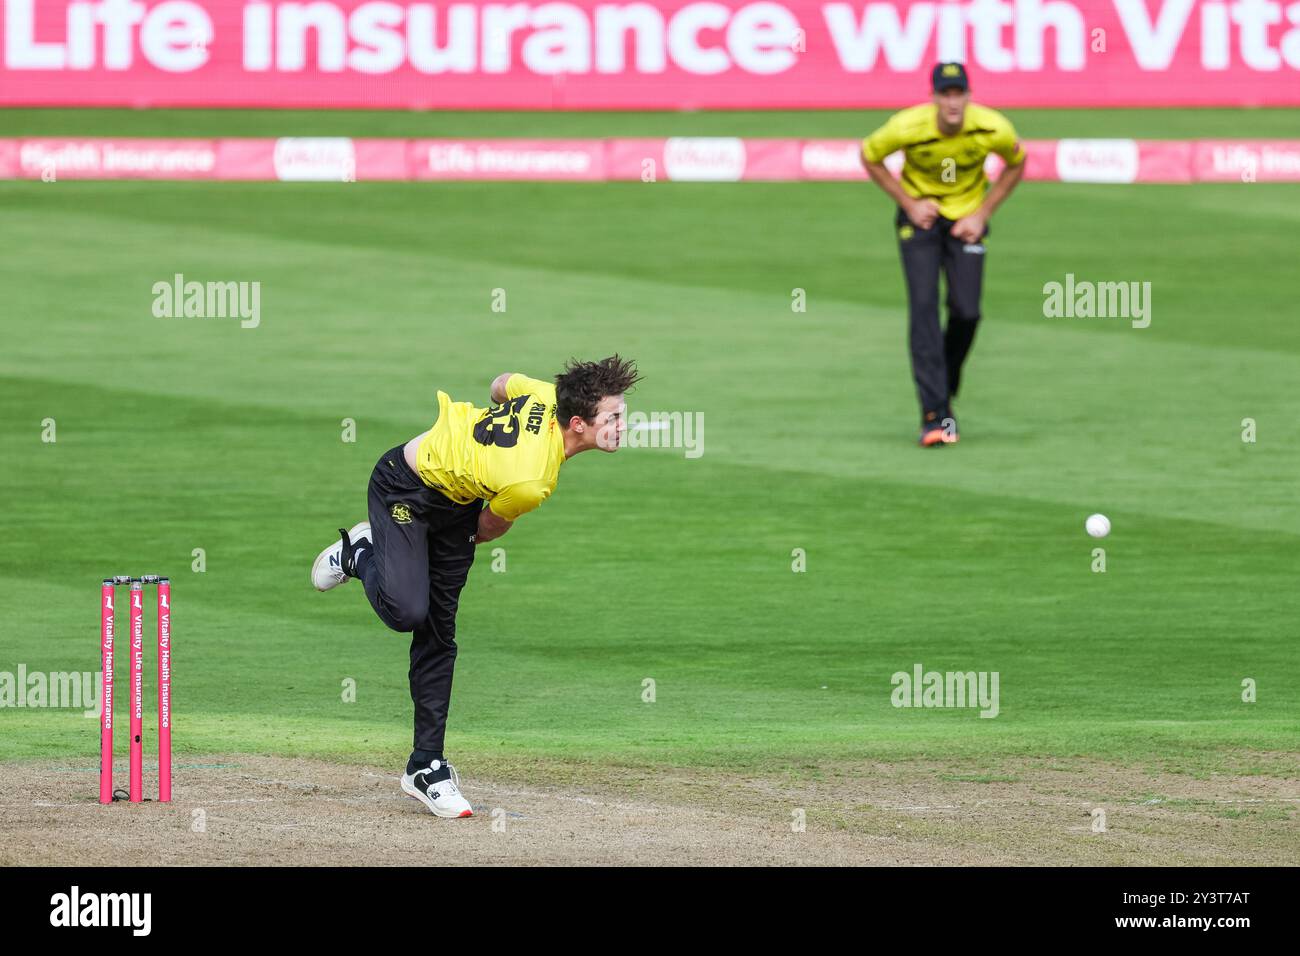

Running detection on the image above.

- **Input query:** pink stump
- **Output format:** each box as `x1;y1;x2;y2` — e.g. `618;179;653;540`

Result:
99;580;115;804
129;580;144;803
156;579;172;802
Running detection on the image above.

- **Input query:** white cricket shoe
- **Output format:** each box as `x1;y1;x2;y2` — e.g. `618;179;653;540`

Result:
401;761;473;818
311;521;371;591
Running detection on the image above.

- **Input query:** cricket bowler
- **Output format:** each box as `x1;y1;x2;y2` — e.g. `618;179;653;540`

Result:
310;356;642;817
862;62;1026;446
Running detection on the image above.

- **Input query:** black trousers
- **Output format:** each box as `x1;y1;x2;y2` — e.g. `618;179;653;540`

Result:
359;445;481;756
895;206;987;417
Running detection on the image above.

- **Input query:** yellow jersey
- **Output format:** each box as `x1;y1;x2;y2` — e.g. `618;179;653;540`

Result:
862;102;1026;220
415;373;564;521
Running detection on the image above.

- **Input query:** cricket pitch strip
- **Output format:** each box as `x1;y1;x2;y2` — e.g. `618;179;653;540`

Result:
2;753;1294;866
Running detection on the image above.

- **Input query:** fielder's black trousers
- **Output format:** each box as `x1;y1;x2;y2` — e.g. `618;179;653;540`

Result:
895;206;987;418
359;445;480;757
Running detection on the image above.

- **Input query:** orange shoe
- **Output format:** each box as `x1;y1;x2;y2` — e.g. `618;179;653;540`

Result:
918;411;959;447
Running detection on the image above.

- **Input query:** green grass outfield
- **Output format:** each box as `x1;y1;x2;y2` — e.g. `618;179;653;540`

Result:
0;108;1296;775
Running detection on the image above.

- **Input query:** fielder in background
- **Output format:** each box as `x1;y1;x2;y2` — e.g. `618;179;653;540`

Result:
862;62;1026;447
311;356;641;818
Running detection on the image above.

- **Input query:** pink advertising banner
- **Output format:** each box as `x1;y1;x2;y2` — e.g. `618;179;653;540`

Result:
13;137;218;177
5;137;1296;181
2;1;1298;110
1192;139;1300;181
408;138;606;179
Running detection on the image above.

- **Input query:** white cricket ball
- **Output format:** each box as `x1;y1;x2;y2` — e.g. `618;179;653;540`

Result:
1085;514;1111;538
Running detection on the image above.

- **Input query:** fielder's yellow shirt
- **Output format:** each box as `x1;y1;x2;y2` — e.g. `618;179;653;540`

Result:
416;374;563;521
862;103;1026;220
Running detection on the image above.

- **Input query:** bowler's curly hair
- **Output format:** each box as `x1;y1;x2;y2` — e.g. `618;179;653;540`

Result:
555;355;642;425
